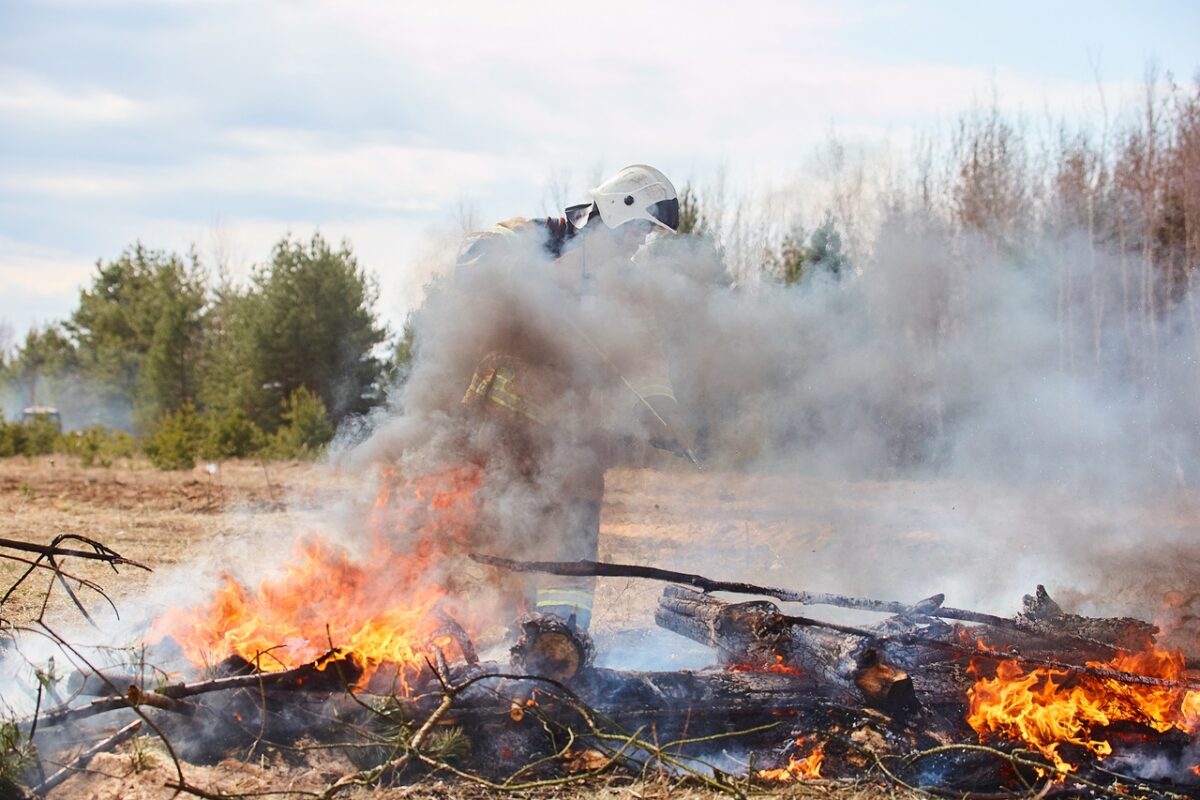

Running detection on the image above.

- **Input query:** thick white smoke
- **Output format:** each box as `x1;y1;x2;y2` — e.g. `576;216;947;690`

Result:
344;201;1200;649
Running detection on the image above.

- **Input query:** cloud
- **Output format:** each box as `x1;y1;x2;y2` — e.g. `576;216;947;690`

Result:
0;71;149;126
0;0;1193;333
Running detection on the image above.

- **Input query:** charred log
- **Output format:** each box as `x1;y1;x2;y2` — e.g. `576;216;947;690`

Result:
655;585;922;715
853;648;919;717
510;613;594;682
654;584;791;665
1018;584;1159;652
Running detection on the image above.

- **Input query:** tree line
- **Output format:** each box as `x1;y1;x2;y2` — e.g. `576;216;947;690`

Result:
0;234;399;468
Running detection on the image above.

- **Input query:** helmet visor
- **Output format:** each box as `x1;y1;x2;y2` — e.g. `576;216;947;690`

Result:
647;197;680;231
565;202;597;230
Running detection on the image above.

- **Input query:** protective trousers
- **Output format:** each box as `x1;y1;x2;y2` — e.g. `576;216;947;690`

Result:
531;496;601;631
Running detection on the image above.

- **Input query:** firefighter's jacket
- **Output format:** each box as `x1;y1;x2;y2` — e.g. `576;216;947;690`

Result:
455;216;677;500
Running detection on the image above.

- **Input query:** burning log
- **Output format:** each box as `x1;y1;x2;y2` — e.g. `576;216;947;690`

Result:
429;607;480;666
655;585;920;715
1018;584;1160;652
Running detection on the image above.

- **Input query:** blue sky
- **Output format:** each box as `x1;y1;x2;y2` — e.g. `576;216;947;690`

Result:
1;0;1197;339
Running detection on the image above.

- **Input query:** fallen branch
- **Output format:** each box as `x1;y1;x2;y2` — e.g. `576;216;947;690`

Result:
157;649;362;700
472;554;1132;657
0;536;150;570
1;534;151;628
31;720;142;795
25;649;360;731
22;686;196;731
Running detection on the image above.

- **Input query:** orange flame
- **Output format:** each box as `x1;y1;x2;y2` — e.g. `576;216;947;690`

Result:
756;740;824;781
967;645;1199;774
148;467;481;691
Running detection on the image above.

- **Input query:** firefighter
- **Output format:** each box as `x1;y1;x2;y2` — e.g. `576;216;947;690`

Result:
456;165;688;636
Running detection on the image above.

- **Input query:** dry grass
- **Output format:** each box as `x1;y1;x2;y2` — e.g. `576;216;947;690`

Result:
0;456;339;626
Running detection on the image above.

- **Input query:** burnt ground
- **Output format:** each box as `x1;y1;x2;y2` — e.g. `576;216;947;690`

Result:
2;455;1198;798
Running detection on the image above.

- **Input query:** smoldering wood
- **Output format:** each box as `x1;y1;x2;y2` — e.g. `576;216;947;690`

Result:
1018;584;1161;651
404;664;955;785
853;648;919;716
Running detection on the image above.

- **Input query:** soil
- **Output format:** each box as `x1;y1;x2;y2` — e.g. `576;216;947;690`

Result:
2;455;1197;798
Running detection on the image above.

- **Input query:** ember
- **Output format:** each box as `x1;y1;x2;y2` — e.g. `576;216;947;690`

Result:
725;653;803;677
967;644;1200;774
148;467;480;689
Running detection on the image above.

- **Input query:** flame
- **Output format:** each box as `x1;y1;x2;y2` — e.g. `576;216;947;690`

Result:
967;644;1199;774
756;740;824;781
148;467;480;690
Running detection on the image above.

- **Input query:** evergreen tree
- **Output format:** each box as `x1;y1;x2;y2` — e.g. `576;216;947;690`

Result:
65;244;208;429
808;212;849;280
1;325;77;408
234;233;387;430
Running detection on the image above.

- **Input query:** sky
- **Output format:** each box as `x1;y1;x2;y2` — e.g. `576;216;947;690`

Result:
1;0;1197;340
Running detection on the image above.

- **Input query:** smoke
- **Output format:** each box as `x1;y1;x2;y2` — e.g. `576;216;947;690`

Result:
339;199;1200;635
0;365;134;431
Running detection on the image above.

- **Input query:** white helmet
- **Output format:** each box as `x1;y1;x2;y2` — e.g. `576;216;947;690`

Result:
583;164;679;232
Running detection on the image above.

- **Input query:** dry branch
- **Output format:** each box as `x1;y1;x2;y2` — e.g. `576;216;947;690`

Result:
30;720;142;795
0;536;149;569
25;649;360;731
473;554;1153;658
